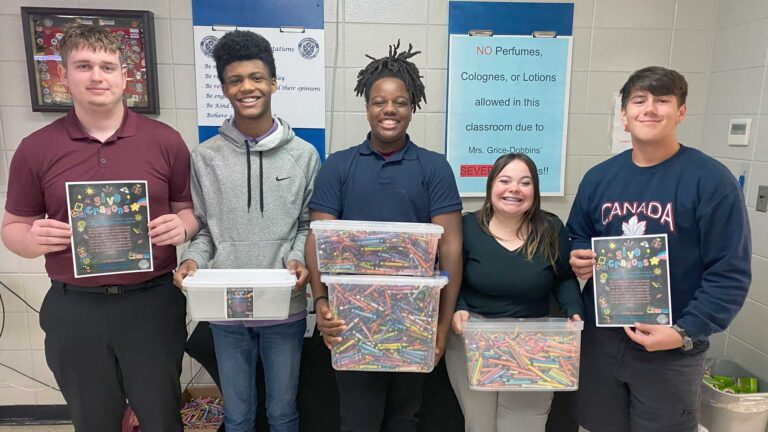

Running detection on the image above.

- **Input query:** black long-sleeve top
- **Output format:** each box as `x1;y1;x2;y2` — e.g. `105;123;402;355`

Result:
456;212;584;318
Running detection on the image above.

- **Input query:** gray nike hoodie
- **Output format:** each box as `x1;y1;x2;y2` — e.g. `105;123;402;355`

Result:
181;117;321;316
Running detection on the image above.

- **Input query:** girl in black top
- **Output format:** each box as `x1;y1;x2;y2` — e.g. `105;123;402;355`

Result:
444;153;583;432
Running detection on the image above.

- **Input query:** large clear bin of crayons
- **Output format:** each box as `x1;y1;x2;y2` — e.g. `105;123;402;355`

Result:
322;274;448;373
183;269;295;321
463;318;583;391
310;220;443;276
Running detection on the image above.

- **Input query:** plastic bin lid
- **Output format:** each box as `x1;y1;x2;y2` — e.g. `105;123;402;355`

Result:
321;273;449;288
310;219;444;234
183;269;295;289
463;317;584;332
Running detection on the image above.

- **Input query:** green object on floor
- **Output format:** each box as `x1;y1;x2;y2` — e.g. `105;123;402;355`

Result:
705;374;759;394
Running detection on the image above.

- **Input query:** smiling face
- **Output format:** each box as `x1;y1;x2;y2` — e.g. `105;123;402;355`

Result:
59;47;126;110
366;77;413;152
490;159;534;219
621;89;686;147
222;59;277;125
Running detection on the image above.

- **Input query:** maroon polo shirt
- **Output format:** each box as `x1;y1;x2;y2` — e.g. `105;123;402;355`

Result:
5;108;192;286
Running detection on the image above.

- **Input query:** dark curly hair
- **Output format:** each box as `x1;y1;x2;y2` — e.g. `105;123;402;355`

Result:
213;30;276;83
354;40;426;112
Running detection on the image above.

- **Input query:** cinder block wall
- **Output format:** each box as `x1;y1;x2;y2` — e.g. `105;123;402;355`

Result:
0;0;765;408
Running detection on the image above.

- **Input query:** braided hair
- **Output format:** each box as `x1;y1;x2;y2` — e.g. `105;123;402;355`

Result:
354;40;426;112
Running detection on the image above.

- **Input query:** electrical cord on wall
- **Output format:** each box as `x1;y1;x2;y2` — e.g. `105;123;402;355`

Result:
0;280;209;394
0;280;60;392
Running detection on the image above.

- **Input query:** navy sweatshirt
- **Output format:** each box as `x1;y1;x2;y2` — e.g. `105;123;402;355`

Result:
567;145;751;340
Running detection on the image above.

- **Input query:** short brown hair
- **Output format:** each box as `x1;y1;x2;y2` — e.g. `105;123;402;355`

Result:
620;66;687;109
59;23;123;66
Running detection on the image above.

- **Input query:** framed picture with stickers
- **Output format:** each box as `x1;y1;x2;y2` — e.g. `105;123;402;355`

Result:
20;7;159;113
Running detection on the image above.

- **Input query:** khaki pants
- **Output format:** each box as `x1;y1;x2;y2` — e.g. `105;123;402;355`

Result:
444;331;554;432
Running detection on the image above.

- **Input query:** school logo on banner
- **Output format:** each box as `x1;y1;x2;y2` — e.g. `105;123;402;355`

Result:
200;35;218;58
298;37;319;59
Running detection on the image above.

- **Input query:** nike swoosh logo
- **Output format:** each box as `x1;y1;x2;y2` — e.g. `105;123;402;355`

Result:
276;176;291;181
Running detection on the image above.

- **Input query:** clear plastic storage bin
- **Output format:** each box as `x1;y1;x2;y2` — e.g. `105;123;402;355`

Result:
310;220;443;276
462;318;583;391
322;274;448;373
183;269;295;321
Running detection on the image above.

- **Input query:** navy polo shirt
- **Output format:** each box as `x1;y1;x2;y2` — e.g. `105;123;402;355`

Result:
309;136;462;222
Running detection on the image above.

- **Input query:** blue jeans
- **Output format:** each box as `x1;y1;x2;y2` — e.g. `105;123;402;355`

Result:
211;319;305;432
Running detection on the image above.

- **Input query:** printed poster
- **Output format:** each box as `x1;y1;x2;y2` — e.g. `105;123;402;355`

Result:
446;35;572;196
66;181;152;278
226;288;255;318
592;234;672;327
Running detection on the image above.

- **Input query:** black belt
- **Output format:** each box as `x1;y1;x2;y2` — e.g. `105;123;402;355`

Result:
53;273;173;295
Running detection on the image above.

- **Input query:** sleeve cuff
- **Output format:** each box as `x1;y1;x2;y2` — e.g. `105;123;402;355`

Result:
286;250;305;266
572;240;592;250
180;251;209;269
675;316;709;340
308;203;340;218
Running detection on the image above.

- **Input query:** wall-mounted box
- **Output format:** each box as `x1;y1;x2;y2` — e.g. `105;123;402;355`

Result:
728;119;751;146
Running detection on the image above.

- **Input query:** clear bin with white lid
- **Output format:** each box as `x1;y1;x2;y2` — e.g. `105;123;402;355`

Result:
310;220;443;276
322;273;448;373
462;317;583;391
183;269;295;321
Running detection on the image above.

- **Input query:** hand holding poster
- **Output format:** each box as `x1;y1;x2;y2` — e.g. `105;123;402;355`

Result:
66;181;153;278
592;234;672;327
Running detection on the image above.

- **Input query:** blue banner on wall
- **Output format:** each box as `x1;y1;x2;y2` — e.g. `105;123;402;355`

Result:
447;1;573;196
191;0;325;159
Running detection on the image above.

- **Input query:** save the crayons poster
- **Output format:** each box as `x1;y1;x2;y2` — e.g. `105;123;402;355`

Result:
66;181;153;278
591;234;672;327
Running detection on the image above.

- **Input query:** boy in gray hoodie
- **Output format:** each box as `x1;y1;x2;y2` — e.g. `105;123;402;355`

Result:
174;30;320;432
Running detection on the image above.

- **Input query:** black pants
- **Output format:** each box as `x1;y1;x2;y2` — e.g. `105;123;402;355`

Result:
573;326;706;432
185;322;222;389
336;370;425;432
40;274;187;432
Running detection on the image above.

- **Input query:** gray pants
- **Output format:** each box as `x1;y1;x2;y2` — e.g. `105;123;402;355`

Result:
444;331;554;432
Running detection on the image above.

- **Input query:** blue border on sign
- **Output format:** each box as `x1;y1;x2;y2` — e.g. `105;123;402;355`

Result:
192;0;324;29
448;1;573;36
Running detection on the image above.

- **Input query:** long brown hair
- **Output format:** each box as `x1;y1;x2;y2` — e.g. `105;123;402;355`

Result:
478;153;560;269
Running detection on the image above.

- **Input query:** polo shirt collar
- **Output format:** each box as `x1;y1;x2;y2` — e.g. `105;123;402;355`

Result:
359;133;417;161
64;106;137;141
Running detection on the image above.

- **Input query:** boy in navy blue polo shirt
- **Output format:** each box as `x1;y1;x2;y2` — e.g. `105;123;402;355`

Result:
567;67;751;432
305;41;463;432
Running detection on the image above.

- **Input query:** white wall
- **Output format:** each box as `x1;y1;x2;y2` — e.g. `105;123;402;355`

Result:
699;0;768;388
0;0;764;409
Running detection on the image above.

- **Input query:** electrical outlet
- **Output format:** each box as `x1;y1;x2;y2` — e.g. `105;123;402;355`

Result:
758;185;768;213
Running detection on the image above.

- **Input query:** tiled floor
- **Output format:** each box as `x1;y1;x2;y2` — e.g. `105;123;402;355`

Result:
0;426;73;431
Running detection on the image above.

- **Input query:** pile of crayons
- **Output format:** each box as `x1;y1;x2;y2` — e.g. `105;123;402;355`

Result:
180;396;224;429
329;282;441;372
314;229;439;276
463;330;581;391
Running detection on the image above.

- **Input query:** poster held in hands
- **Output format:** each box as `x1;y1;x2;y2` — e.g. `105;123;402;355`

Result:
592;234;672;327
66;181;153;277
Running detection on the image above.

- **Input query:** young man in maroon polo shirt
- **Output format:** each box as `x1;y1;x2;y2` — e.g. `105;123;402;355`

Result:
1;24;198;431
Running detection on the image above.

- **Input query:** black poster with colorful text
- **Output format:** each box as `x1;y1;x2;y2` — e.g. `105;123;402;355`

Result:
592;234;671;326
66;181;152;277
